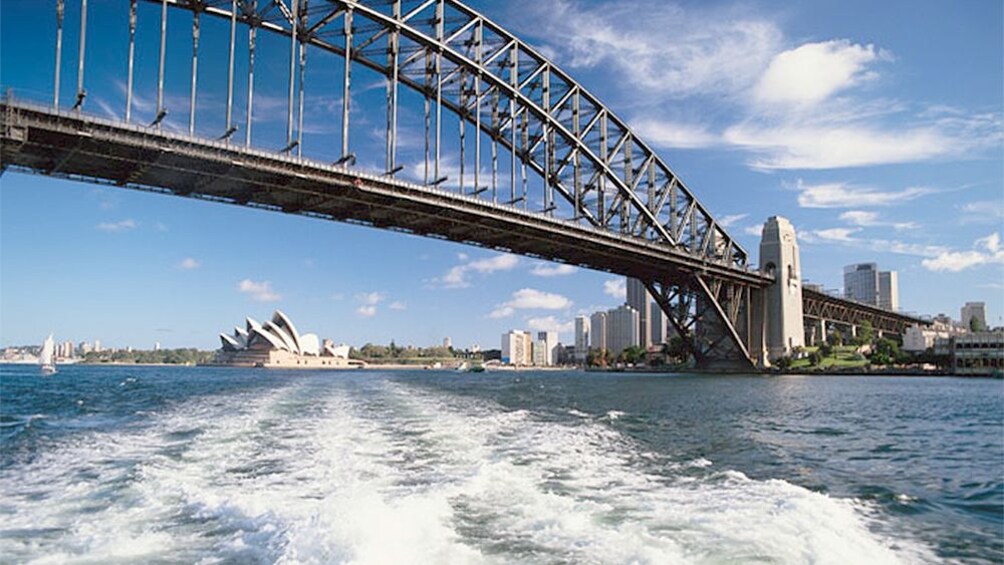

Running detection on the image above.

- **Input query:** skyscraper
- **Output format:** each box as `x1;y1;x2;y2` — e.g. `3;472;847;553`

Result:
961;302;987;331
590;311;608;352
844;263;879;305
606;304;639;358
650;302;667;346
537;331;558;365
626;278;652;348
878;271;899;311
574;316;590;362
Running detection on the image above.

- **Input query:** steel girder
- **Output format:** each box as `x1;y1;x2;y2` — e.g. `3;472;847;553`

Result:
802;288;929;336
35;0;767;367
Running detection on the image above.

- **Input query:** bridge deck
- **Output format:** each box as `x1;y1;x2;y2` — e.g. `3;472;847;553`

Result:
1;101;769;288
803;287;929;335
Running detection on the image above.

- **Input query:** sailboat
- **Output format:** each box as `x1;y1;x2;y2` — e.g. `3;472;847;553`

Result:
39;334;57;375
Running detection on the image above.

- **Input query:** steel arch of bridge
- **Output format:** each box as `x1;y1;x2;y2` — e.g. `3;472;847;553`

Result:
13;0;770;368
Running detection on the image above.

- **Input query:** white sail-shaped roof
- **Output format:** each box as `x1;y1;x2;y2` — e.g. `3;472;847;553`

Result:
271;310;303;355
220;333;241;351
249;326;288;351
264;321;299;354
299;333;320;356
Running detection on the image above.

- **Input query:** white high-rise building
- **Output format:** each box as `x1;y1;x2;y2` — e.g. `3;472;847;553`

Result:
574;316;590;361
443;337;452;349
501;330;532;366
961;302;987;331
93;340;102;353
606;304;639;358
878;271;899;311
536;331;559;366
532;340;548;366
627;278;652;348
590;311;608;352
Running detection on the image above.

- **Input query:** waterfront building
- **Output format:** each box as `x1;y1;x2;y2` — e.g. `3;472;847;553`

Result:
574;316;590;362
903;323;953;353
627;278;653;348
443;337;452;349
215;310;361;368
94;340;102;353
606;304;640;358
537;331;558;366
590;311;608;352
79;341;93;355
878;271;899;311
952;331;1003;375
501;330;532;366
961;302;987;331
532;340;548;366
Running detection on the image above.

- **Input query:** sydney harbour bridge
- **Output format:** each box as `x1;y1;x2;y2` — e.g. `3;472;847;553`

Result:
0;0;924;369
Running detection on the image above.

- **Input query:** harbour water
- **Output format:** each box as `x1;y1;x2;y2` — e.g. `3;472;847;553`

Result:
1;365;1001;564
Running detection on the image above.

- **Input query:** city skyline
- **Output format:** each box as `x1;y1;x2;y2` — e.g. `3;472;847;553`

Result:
1;0;1002;350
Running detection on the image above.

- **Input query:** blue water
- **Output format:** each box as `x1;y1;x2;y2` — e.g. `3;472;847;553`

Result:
1;364;1001;564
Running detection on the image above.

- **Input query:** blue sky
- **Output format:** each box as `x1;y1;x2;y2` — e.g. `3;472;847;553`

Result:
1;0;1002;350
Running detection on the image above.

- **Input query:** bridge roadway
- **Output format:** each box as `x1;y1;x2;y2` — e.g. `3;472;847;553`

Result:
1;100;770;289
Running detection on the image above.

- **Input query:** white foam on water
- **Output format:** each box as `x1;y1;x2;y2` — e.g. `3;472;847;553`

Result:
1;375;941;564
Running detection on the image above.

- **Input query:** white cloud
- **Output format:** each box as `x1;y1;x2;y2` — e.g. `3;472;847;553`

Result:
960;200;1004;224
516;0;782;99
96;219;137;232
792;179;932;208
530;263;577;277
176;257;200;270
357;305;377;317
814;228;860;242
922;233;1004;272
726;124;954;170
356;292;385;306
489;288;573;318
603;278;626;300
717;213;749;228
839;210;918;230
755;40;883;106
238;279;281;302
631;119;718;149
436;253;520;288
389;301;407;310
527;316;574;335
743;225;763;237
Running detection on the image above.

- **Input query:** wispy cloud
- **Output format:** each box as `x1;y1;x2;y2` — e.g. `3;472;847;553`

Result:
631;119;718;149
921;233;1004;272
717;213;749;228
530;263;577;277
389;301;407;310
603;278;626;300
839;210;917;230
238;279;281;302
435;253;520;288
488;288;572;319
176;257;200;270
96;219;137;232
792;179;933;208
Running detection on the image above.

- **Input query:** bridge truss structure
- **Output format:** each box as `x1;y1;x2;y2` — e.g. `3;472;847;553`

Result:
1;0;774;368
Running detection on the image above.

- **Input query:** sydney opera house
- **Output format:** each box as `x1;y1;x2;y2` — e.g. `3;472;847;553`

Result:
214;310;363;368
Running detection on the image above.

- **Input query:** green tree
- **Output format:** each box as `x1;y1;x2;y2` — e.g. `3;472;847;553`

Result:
827;329;844;347
969;317;986;332
618;345;646;365
855;320;875;346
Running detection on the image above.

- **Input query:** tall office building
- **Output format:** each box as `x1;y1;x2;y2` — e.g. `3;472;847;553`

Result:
650;302;667;346
626;278;652;348
961;302;987;331
878;271;899;311
574;316;590;361
844;263;878;305
606;304;639;358
590;311;608;352
501;330;532;366
845;263;899;310
537;331;558;366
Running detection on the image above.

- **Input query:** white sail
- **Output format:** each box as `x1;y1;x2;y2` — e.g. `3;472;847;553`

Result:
39;334;56;374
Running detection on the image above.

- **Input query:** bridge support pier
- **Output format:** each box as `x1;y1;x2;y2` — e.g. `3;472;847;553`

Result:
757;216;804;364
